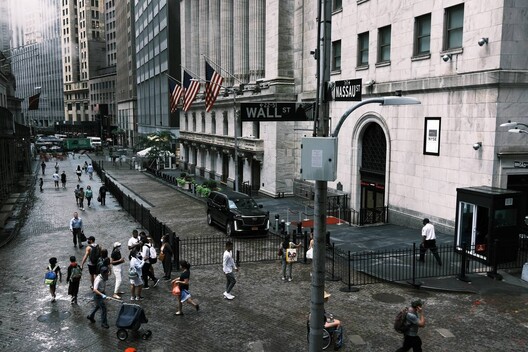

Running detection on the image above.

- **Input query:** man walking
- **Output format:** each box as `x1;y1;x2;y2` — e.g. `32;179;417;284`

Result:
99;184;108;205
52;171;60;189
396;299;426;352
69;211;84;248
41;161;46;175
418;218;442;266
222;241;238;300
87;266;110;329
61;171;67;188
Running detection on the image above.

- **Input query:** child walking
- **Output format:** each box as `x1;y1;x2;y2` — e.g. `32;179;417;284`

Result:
45;257;62;302
66;256;82;305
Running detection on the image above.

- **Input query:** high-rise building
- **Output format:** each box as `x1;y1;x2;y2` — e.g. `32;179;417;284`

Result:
9;0;64;130
115;0;136;147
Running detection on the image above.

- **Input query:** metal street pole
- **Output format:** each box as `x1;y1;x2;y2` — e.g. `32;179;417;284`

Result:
233;91;240;192
309;0;331;350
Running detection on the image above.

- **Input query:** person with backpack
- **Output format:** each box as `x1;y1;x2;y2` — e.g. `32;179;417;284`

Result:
395;299;426;352
97;248;111;275
66;255;82;305
129;249;145;301
81;236;101;289
74;184;80;206
140;236;160;289
279;233;302;282
45;257;62;302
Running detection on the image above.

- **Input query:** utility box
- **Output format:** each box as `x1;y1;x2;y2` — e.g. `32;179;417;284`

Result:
300;137;338;181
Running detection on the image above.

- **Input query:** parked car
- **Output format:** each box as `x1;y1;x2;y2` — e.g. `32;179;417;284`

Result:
207;190;269;236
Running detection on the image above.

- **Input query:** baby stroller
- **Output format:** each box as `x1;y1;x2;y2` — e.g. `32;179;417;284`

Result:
115;302;151;341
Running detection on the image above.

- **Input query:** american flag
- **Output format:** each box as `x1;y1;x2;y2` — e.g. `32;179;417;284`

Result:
28;93;41;110
205;61;224;112
168;76;183;113
183;70;200;112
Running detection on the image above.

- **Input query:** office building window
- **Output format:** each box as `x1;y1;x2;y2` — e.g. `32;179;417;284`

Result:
414;13;431;56
444;4;464;50
332;40;341;71
357;32;369;66
377;25;391;63
333;0;342;11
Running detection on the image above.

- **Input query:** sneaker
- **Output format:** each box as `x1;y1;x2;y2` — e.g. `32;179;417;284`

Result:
288;277;292;282
130;296;135;301
112;294;121;300
195;304;200;311
136;296;144;301
87;315;95;323
281;277;286;281
153;279;160;287
224;293;235;300
144;286;150;290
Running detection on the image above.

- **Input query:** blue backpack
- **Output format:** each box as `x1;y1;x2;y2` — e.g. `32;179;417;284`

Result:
45;265;58;285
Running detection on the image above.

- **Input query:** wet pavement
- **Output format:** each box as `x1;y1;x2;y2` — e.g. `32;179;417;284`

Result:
1;153;528;351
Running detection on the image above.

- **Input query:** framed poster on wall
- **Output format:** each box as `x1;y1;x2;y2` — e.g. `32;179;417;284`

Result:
423;117;441;155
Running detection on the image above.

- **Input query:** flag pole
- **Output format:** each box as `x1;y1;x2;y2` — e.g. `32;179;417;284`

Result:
164;72;182;84
200;53;244;85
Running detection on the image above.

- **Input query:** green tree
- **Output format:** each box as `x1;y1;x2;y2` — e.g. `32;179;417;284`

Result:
137;131;176;169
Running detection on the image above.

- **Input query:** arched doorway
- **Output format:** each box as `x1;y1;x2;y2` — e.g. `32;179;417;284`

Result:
360;123;387;225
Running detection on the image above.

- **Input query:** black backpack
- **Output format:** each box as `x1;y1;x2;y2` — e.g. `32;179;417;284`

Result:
394;307;410;333
89;244;101;266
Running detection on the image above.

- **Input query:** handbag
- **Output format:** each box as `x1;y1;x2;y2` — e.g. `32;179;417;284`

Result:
97;196;101;202
171;281;181;296
286;248;298;263
306;247;313;259
159;250;166;262
80;231;87;242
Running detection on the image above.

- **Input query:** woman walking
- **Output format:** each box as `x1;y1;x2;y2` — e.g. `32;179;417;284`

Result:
279;234;302;282
160;234;173;280
78;187;85;211
171;260;199;315
85;185;93;208
76;165;82;181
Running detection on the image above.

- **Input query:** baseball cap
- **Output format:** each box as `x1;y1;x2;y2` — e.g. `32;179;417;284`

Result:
113;242;121;248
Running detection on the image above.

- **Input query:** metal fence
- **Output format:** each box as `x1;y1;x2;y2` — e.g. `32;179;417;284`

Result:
332;240;528;289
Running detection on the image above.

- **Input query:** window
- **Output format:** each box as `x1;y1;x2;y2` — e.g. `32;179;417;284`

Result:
377;25;391;63
333;0;342;11
414;13;431;56
331;40;341;71
357;32;369;66
444;4;464;50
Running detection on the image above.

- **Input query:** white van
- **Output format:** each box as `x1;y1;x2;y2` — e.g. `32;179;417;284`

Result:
87;136;102;148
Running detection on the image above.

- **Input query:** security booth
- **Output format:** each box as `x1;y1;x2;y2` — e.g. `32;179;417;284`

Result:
455;186;524;265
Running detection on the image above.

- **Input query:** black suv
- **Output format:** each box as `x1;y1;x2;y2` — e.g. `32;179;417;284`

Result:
207;190;269;236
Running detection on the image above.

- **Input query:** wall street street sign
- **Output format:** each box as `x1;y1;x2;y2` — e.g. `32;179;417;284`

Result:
240;102;314;121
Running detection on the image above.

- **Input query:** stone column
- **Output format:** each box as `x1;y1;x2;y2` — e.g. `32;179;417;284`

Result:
190;0;200;74
234;1;249;83
249;0;265;81
220;0;234;87
199;0;209;77
209;0;221;65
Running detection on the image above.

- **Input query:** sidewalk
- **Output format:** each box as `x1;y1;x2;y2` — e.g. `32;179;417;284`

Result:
1;153;527;351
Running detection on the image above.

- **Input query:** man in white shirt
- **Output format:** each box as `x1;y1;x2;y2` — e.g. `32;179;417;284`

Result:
222;241;238;300
69;212;84;248
418;218;442;266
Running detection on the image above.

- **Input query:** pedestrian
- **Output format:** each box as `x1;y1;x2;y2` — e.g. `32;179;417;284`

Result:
141;236;160;290
39;177;43;192
74;184;80;206
54;161;59;174
418;218;442;266
41;160;46;175
160;234;173;280
99;248;111;273
110;242;125;299
52;171;60;189
81;236;100;288
78;187;85;211
306;229;314;260
396;299;426;352
69;211;84;249
85;185;93;208
171;260;199;315
127;229;141;259
84;161;88;174
98;184;107;205
45;257;62;302
86;266;110;329
129;249;145;301
280;233;302;282
61;171;67;188
66;255;82;305
76;165;82;181
222;241;238;300
87;163;94;180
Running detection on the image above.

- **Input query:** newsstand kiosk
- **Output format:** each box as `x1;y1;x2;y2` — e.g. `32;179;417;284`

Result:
455;186;524;265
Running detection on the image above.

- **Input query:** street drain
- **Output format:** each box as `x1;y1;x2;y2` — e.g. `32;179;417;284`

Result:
37;311;71;323
372;293;406;304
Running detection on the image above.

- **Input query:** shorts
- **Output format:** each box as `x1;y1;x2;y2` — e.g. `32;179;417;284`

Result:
129;276;143;287
88;264;97;276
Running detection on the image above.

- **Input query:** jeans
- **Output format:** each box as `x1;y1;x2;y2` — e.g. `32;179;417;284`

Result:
225;272;236;293
89;295;107;325
113;264;122;294
281;256;292;279
72;228;82;246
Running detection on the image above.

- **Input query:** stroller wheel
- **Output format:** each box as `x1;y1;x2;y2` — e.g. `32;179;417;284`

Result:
142;330;152;340
117;329;128;341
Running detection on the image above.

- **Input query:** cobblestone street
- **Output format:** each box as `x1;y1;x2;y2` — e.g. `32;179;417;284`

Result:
0;154;527;352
